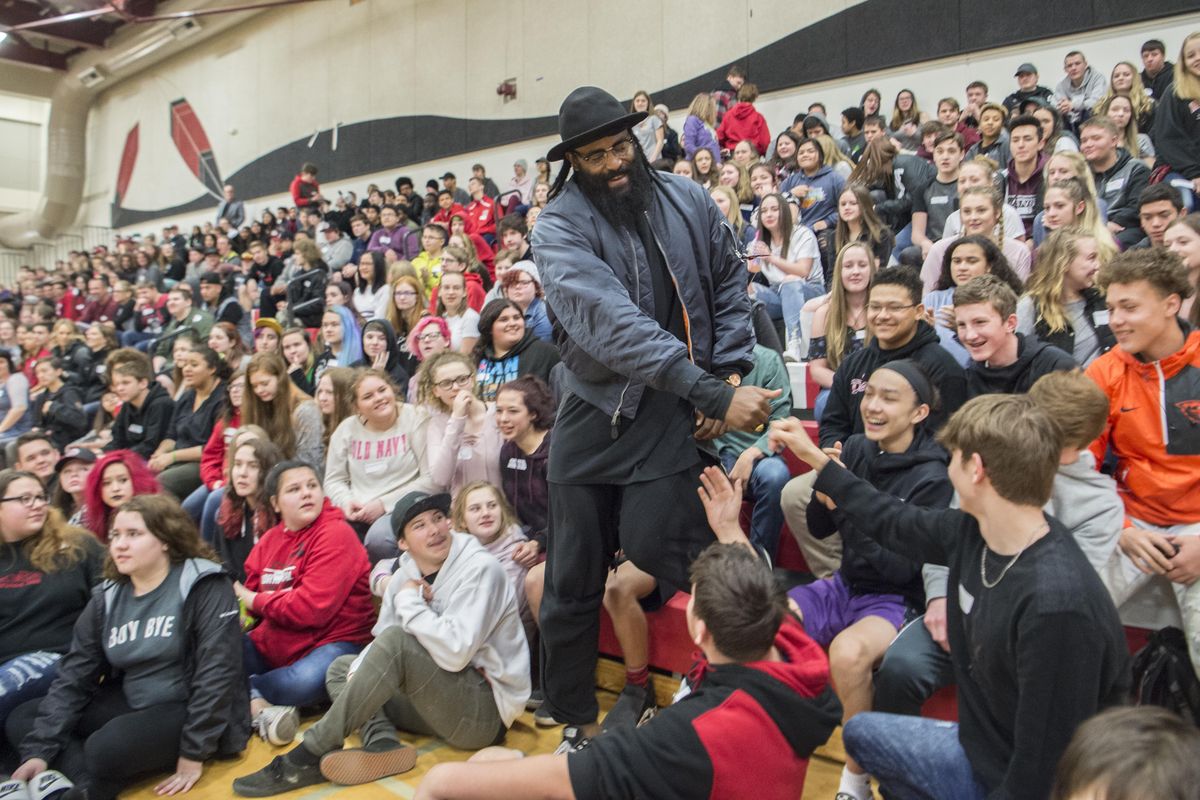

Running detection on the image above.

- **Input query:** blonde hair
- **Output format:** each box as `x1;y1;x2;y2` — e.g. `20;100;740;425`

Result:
1042;178;1118;257
1173;32;1200;103
686;93;716;127
824;242;876;371
708;185;744;236
1097;95;1145;157
384;275;427;337
720;160;753;204
451;481;521;539
1096;61;1154;125
814;134;854;170
1024;227;1105;334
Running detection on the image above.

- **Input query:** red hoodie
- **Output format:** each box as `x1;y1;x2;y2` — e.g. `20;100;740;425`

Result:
717;101;770;157
199;412;241;490
243;499;375;668
428;271;487;314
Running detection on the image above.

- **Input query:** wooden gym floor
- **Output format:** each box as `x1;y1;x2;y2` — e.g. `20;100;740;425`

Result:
118;658;859;799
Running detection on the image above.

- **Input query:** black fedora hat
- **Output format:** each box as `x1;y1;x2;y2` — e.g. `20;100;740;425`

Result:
547;86;647;162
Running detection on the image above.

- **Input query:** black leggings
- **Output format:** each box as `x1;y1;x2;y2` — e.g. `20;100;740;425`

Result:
6;684;187;800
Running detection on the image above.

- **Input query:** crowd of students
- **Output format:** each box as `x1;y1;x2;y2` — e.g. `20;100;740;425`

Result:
0;29;1198;800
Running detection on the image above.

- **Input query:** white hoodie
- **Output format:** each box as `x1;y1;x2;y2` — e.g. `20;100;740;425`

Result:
375;532;530;726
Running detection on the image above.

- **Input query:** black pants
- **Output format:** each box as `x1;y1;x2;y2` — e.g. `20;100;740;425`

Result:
6;684;187;800
540;462;714;724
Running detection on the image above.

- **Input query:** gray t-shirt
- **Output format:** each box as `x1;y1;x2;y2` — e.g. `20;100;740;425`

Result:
633;115;662;159
105;564;188;709
1016;295;1100;367
914;178;959;242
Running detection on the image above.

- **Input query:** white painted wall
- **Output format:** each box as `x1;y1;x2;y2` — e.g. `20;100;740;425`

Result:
49;1;1200;233
0;91;48;214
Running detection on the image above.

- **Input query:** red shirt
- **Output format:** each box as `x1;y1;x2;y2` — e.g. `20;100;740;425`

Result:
466;196;498;237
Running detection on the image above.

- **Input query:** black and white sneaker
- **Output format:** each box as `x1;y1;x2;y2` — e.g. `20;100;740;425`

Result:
600;679;657;732
232;754;324;797
0;780;30;800
28;771;76;800
552;726;593;755
525;688;544;711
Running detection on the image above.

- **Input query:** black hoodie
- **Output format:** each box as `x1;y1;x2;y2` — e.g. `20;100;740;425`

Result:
33;383;89;451
500;430;550;550
353;318;410;389
821;321;967;448
108;382;174;460
475;330;561;402
808;430;952;606
1092;148;1151;232
965;334;1076;398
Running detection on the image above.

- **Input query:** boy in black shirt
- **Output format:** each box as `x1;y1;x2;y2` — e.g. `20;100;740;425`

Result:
770;393;1128;800
105;349;173;461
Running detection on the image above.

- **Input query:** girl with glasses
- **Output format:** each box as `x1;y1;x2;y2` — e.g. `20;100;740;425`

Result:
416;351;503;496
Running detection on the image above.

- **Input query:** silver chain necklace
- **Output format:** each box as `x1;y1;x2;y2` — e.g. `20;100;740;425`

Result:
979;523;1048;589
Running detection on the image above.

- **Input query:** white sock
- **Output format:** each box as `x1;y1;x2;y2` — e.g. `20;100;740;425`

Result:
837;766;872;800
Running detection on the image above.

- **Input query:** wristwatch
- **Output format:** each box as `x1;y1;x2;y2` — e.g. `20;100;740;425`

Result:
725;374;742;388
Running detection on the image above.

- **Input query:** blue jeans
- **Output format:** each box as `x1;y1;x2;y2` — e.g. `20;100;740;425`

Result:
0;651;61;729
120;330;156;350
843;712;987;800
199;487;225;547
182;484;209;522
890;223;914;264
721;450;790;556
242;637;362;708
754;281;820;355
813;387;830;423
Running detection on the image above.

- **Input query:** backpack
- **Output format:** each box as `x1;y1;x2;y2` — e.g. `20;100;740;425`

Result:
1131;626;1200;725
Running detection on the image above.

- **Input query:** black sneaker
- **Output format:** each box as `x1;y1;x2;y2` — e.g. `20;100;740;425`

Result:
232;754;325;797
601;679;657;732
552;726;593;755
526;688;544;711
533;703;564;727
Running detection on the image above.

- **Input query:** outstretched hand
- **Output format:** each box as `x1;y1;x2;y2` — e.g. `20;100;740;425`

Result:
767;418;829;471
696;466;751;550
723;386;780;432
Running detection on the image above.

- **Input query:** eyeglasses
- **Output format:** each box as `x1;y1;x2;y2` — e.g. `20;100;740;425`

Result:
867;302;918;315
510;278;535;287
434;374;474;391
417;332;445;343
0;493;49;508
575;137;637;167
394;290;417;298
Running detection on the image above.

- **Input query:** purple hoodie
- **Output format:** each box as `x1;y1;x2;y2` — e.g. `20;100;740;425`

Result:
682;115;722;162
367;225;420;260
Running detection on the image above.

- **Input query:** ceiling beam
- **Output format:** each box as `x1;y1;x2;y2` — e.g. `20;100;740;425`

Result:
0;33;66;70
0;2;118;48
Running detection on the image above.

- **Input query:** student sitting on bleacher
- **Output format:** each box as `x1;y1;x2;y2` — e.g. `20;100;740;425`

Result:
1085;247;1200;676
772;393;1128;800
787;359;952;800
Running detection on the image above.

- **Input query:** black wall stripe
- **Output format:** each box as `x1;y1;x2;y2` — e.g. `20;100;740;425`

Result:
112;0;1192;227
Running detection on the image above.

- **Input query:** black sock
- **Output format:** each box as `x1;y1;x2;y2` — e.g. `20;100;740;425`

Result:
285;744;323;767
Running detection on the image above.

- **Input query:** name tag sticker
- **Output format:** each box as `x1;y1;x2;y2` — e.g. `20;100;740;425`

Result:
1094;310;1110;326
855;329;866;340
930;196;950;205
364;461;386;475
959;583;975;615
129;424;144;434
1107;178;1126;192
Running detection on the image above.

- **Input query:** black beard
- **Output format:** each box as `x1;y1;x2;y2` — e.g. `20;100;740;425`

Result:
575;155;653;230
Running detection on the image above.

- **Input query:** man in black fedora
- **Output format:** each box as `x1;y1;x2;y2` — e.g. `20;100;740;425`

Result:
531;85;777;747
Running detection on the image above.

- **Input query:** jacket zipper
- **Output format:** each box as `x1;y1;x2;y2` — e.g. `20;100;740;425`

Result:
611;230;639;440
646;211;694;361
1154;360;1169;447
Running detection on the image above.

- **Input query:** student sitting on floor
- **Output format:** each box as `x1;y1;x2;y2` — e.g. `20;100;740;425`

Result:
786;359;953;800
7;496;248;800
232;490;529;796
770;393;1128;800
413;531;841;800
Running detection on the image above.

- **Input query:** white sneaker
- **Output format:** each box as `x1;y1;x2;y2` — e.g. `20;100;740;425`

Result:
254;705;300;746
28;771;74;800
0;780;30;800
